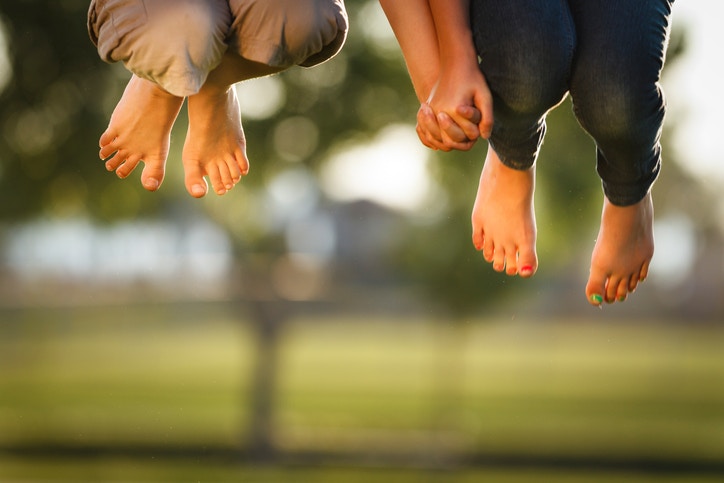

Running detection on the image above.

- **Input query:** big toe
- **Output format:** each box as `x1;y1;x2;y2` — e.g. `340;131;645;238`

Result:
184;165;208;198
517;247;538;278
141;164;165;192
585;268;607;306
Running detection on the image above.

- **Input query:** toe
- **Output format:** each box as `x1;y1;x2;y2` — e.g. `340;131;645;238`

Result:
141;161;165;192
105;151;127;172
492;248;506;272
472;229;484;252
217;162;235;191
615;277;632;303
184;164;208;198
639;260;650;282
604;275;622;304
504;247;518;276
204;163;227;195
586;268;607;306
517;245;538;278
100;141;119;160
227;155;243;184
115;155;140;179
237;152;250;176
482;238;495;263
628;274;640;292
99;129;116;148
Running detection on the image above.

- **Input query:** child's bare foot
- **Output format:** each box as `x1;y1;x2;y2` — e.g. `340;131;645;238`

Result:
99;75;184;191
182;85;249;198
586;193;654;306
471;147;538;277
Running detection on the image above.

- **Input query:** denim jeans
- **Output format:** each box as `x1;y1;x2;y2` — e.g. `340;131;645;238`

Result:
471;0;674;206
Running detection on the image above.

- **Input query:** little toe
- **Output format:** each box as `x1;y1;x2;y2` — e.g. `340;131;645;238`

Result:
236;152;250;176
639;260;651;282
99;130;117;148
472;230;484;252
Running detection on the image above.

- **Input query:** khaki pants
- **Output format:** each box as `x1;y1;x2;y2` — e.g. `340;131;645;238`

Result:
88;0;348;96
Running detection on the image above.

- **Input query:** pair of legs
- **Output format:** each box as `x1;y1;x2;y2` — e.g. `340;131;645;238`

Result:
99;54;280;197
88;0;347;197
469;0;673;305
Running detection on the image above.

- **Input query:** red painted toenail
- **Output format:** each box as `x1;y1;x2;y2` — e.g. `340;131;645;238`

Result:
520;265;534;275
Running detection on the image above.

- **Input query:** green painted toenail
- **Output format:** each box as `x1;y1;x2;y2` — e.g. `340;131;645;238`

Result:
590;294;604;305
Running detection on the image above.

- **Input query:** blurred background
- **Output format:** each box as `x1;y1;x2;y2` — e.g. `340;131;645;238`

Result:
0;1;722;481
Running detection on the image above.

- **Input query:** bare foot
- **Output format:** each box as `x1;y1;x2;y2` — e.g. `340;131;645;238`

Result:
471;147;538;277
586;193;654;306
182;85;249;198
99;75;184;191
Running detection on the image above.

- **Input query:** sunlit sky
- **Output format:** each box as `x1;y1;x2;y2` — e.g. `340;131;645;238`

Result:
663;1;724;185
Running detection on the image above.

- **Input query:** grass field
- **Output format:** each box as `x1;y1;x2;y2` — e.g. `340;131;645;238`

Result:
1;303;723;481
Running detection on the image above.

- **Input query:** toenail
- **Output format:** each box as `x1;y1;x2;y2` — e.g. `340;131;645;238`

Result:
520;265;534;276
618;296;626;302
144;178;159;191
590;294;604;305
191;184;206;197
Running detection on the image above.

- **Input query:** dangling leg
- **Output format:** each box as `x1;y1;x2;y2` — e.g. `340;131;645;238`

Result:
470;0;574;277
472;146;537;277
182;0;348;197
182;54;281;197
92;0;230;192
99;76;184;191
569;0;673;305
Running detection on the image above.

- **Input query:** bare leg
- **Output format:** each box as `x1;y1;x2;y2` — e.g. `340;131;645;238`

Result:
471;147;538;277
182;52;283;197
585;192;654;305
99;76;185;191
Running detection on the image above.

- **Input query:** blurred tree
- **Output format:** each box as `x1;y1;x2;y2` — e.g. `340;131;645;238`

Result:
0;1;170;222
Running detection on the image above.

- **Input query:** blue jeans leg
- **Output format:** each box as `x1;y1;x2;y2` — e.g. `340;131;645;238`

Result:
569;0;674;206
471;0;575;170
470;0;673;205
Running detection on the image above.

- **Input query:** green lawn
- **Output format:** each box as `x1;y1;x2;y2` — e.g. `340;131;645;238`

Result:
1;304;723;481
